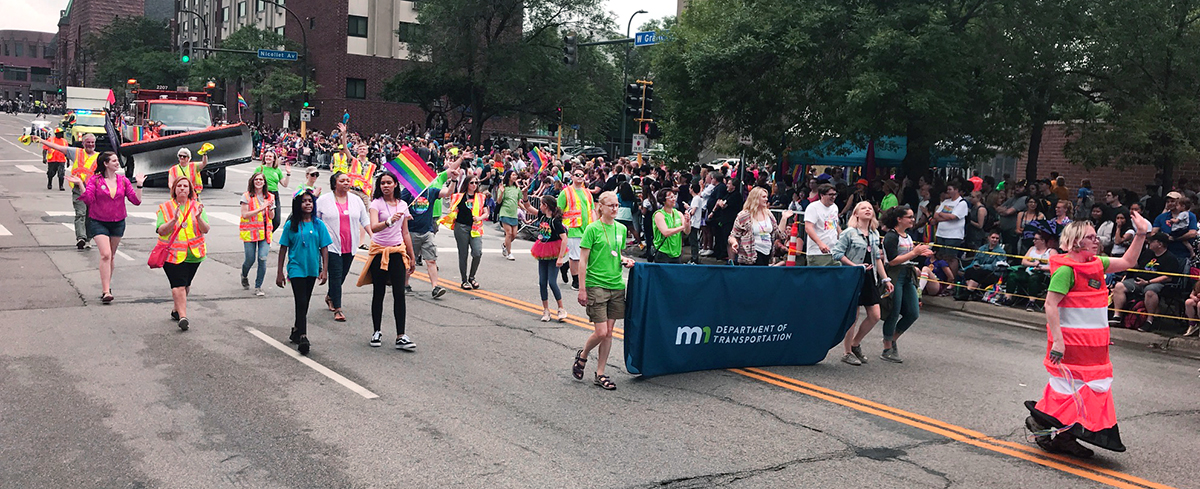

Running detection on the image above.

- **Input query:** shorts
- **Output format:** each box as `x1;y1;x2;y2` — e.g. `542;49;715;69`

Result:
163;261;201;289
86;218;126;238
934;237;964;259
567;237;582;260
585;287;626;323
859;273;881;306
806;254;836;267
1121;278;1166;297
499;216;519;227
410;231;437;261
654;250;681;263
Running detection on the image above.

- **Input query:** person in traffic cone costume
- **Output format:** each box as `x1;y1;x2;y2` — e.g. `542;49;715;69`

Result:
1025;215;1150;458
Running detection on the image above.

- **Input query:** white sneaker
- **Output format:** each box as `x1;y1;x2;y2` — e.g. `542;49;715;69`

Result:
395;334;416;351
506;252;515;261
700;249;714;256
254;288;265;297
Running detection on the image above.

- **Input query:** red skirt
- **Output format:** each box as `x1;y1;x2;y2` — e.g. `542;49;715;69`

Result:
530;240;560;260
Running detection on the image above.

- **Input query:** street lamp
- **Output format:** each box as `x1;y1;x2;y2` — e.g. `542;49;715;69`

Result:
178;9;208;61
258;0;309;115
620;10;647;158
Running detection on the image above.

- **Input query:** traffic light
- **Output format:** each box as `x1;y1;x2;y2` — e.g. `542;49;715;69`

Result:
1;63;6;72
303;92;310;108
625;84;642;116
642;85;654;117
562;34;577;66
647;122;662;139
181;54;190;63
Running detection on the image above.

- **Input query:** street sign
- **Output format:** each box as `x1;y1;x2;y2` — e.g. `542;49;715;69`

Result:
738;135;753;145
634;31;670;47
257;49;299;61
300;109;312;122
632;134;648;153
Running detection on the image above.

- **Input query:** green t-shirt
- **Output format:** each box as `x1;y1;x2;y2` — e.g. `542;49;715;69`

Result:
156;207;210;263
580;220;627;290
498;186;520;218
557;186;595;239
1047;256;1110;295
257;165;285;192
653;208;683;258
881;193;898;211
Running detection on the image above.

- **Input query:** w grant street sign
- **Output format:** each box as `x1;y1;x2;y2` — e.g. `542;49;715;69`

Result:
634;30;671;47
257;49;299;61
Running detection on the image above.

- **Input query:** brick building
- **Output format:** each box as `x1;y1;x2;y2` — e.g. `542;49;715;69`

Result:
177;0;517;137
1014;122;1200;194
55;0;172;91
0;30;57;102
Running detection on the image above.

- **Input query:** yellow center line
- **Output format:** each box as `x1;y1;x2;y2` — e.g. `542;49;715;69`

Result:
356;255;1174;489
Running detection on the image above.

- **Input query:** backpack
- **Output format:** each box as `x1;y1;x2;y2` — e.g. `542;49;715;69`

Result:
1122;301;1147;331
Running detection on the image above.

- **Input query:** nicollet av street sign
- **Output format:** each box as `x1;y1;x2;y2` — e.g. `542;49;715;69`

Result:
257;49;299;61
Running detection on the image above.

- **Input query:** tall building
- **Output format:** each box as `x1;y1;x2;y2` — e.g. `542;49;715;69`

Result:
55;0;172;91
176;0;517;136
0;31;57;102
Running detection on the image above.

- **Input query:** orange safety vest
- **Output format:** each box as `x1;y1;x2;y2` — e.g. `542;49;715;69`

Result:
439;192;486;237
43;137;67;163
158;200;207;264
70;150;98;190
562;186;595;229
350;157;375;198
239;192;275;242
169;162;203;194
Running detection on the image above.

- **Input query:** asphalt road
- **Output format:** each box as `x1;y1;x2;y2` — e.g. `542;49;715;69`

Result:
0;112;1196;489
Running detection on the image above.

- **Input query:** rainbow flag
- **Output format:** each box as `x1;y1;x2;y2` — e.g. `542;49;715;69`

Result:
385;147;437;197
528;147;551;175
237;93;247;108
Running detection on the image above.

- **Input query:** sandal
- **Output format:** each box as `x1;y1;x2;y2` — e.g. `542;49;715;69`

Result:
461;281;473;290
101;292;113;304
333;310;346;322
572;349;587;380
469;277;480;289
594;373;616;390
325;295;335;312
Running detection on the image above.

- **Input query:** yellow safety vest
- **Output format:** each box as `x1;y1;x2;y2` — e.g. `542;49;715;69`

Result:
158;200;207;264
439;193;486;237
169;162;203;194
238;192;274;242
70;150;98;190
331;153;350;174
562;187;594;229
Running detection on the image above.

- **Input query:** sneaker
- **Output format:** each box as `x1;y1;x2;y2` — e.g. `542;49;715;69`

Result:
541;310;551;322
1108;315;1123;326
700;249;714;256
850;345;868;364
369;331;383;347
506;252;515;261
395;335;416;351
841;353;862;366
432;286;447;299
405;285;414;295
76;239;86;250
297;336;310;356
880;348;903;363
255;288;265;297
241;275;250;289
1185;322;1200;337
170;310;179;321
177;317;189;332
1026;303;1036;312
557;309;568;322
501;246;508;257
570;281;579;291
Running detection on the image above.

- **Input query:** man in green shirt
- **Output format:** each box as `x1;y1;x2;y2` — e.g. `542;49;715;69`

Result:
652;188;691;263
571;191;633;391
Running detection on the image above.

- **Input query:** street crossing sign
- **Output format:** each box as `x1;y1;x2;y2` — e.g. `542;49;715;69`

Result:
632;134;648;153
634;31;669;47
257;49;299;61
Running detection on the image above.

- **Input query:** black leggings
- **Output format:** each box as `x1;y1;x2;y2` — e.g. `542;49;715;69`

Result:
290;276;316;336
368;252;407;335
537;259;562;302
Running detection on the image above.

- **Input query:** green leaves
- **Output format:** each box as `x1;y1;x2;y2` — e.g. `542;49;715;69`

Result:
85;17;188;92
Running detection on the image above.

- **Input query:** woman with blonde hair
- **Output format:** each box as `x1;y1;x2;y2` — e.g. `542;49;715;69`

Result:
832;200;894;365
728;187;791;265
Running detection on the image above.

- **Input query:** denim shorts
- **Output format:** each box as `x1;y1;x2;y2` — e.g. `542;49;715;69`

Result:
499;216;519;227
86;218;126;238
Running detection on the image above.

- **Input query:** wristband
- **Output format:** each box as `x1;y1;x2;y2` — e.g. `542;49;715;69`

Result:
880;277;892;284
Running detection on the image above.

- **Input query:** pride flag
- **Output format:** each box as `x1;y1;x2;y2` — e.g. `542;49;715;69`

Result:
528;146;552;175
237;93;247;108
384;147;438;197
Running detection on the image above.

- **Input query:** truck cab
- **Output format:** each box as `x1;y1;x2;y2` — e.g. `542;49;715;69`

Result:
126;90;226;139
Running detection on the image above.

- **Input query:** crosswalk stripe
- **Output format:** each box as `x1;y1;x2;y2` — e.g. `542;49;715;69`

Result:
0;224;10;236
115;250;134;261
16;165;40;173
228;167;252;174
208;211;241;224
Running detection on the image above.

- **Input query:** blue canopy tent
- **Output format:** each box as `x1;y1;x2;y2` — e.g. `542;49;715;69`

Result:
786;137;963;174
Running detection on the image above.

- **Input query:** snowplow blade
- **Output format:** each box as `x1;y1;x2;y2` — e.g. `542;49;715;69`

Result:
120;123;253;179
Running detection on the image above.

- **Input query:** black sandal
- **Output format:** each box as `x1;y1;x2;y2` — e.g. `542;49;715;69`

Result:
572;349;587;380
325;295;335;312
594;373;616;390
469;277;480;289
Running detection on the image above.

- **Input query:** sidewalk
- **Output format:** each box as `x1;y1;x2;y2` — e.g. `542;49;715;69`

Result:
922;295;1200;361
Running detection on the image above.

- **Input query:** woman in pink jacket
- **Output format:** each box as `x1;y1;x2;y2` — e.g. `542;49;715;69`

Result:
70;151;145;304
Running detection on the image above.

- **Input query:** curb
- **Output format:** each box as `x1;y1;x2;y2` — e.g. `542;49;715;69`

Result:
922;295;1200;361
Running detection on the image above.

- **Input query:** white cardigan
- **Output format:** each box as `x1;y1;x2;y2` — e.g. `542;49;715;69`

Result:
315;192;370;253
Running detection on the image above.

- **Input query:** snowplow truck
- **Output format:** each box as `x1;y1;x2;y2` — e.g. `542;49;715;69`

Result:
119;89;252;189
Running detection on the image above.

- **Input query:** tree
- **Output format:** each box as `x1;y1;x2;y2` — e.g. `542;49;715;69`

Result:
189;26;315;114
1062;0;1200;185
381;0;620;144
84;17;189;91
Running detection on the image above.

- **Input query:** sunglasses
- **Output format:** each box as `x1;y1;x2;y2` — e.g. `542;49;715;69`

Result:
178;155;189;159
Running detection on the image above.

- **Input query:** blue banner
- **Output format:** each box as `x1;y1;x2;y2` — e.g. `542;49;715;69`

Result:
624;264;864;378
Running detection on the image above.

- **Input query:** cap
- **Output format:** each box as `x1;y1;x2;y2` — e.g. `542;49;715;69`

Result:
817;174;832;181
1147;232;1171;245
54;127;64;134
1166;191;1183;199
855;178;868;186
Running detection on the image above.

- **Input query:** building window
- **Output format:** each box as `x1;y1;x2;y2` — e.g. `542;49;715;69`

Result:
28;44;36;57
13;43;22;57
221;7;230;22
348;16;368;38
256;0;264;11
4;68;27;82
30;67;50;83
237;2;246;17
346;78;366;99
397;22;420;43
2;42;8;56
275;26;284;36
44;45;54;59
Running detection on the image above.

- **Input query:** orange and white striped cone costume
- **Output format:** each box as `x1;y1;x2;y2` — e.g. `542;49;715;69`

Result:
1025;254;1125;452
785;222;799;266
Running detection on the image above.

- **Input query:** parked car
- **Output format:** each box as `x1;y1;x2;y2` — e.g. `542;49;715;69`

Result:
565;146;609;161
